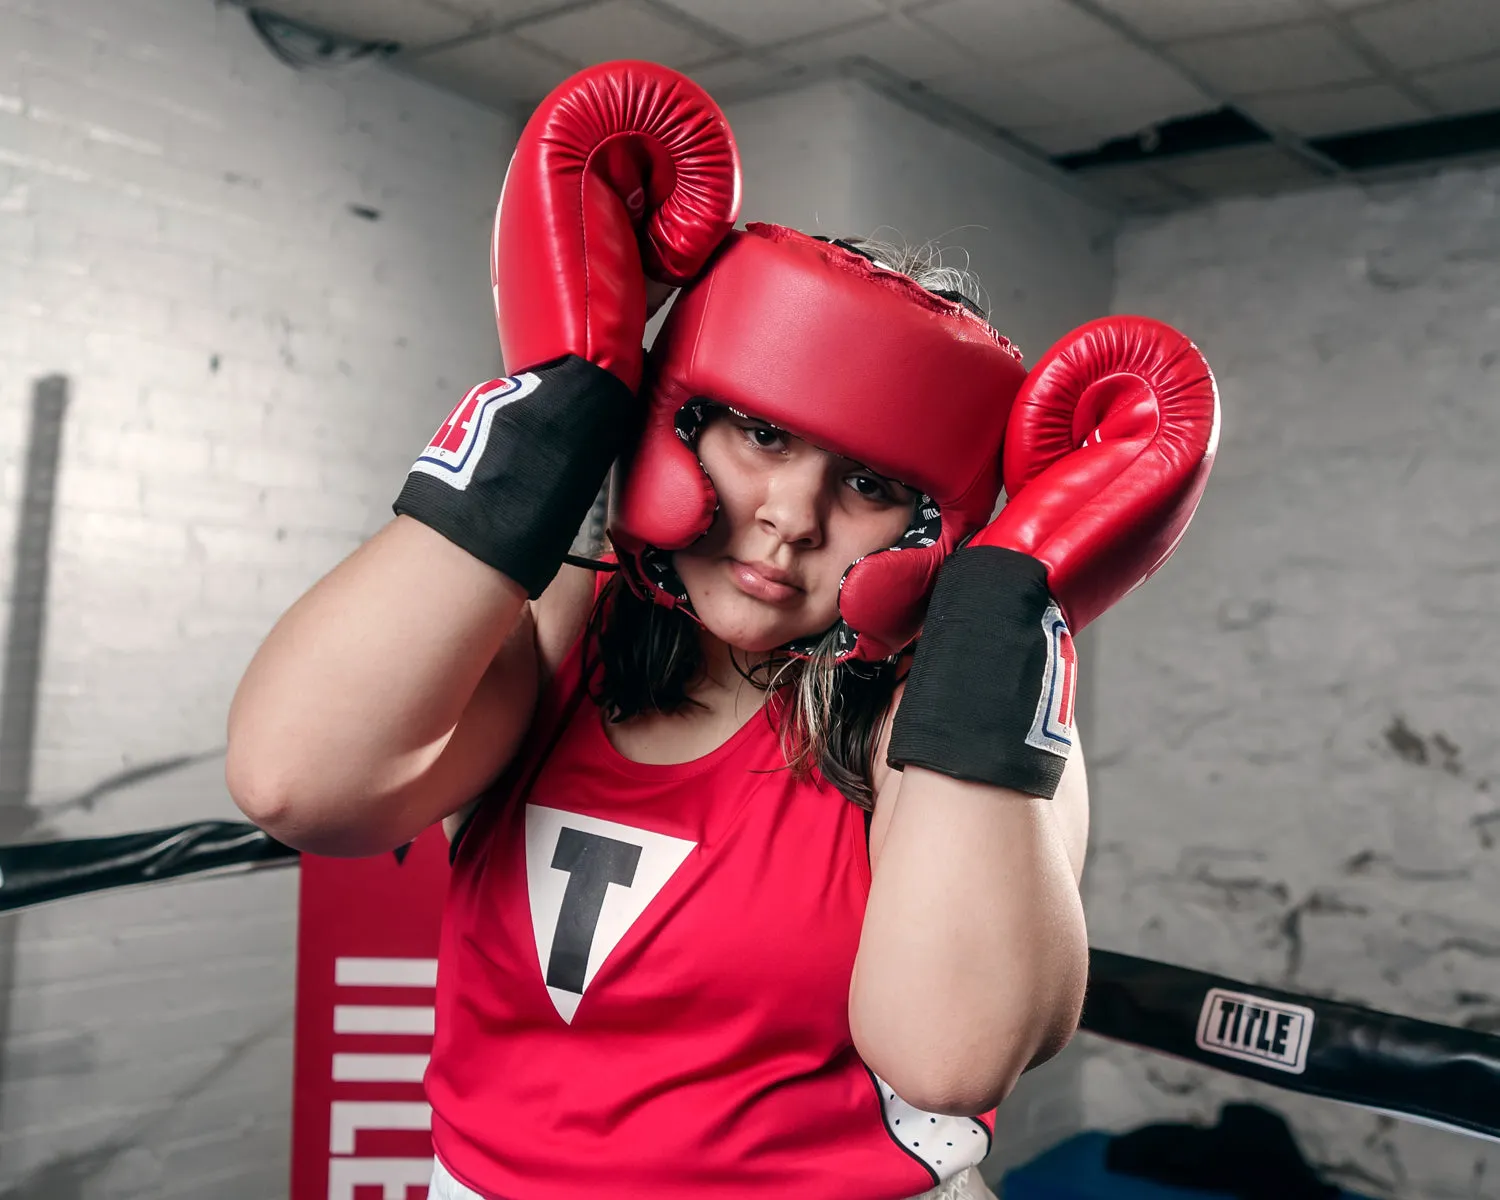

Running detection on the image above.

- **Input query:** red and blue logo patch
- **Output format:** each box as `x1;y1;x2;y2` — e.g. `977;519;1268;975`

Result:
1025;603;1076;757
409;373;538;490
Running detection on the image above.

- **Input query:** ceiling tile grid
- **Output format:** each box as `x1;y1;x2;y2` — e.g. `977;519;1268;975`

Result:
511;0;727;69
255;0;1500;213
1090;0;1323;42
908;0;1122;67
685;53;802;96
399;31;581;109
441;0;580;25
770;13;977;83
659;0;887;48
255;0;481;46
1004;39;1214;128
1168;24;1377;96
1412;53;1500;113
927;64;1076;129
1345;0;1500;72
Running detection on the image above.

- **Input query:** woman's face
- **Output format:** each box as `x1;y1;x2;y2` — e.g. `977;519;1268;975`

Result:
672;410;918;654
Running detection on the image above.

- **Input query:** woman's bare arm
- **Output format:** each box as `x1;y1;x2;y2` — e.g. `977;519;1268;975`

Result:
226;514;538;857
853;700;1090;1117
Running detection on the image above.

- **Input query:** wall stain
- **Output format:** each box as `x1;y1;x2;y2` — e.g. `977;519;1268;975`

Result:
1181;864;1289;914
1383;715;1464;775
1340;849;1470;881
1279;889;1369;983
1383;715;1429;764
1471;809;1500;848
1142;1065;1201;1097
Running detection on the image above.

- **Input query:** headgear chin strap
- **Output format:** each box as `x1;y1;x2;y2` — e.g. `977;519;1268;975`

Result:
610;222;1029;662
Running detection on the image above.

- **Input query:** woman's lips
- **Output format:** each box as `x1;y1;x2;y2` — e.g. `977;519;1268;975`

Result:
728;560;801;604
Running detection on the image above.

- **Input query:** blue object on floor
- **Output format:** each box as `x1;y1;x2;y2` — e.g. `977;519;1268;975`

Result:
1000;1131;1374;1199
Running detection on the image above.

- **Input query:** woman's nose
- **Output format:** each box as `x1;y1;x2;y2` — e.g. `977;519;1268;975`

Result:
756;453;828;547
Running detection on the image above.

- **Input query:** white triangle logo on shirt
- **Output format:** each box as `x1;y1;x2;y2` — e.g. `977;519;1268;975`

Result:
525;804;696;1024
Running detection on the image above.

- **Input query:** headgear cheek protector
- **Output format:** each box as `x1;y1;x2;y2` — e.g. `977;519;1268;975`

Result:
610;222;1029;662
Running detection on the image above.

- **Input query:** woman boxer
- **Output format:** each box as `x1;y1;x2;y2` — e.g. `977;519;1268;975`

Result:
226;61;1216;1200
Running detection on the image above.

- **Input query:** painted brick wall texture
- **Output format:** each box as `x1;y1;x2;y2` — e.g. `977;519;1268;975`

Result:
1086;167;1500;1199
0;0;514;1194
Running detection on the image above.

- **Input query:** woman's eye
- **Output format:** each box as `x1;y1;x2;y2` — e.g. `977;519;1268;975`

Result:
849;474;890;500
743;424;784;449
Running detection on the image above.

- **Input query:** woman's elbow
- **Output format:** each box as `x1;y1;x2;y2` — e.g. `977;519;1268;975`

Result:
226;738;292;832
853;966;1089;1116
911;1015;1084;1117
225;747;395;858
862;1050;1024;1119
1017;946;1090;1077
852;1026;1034;1119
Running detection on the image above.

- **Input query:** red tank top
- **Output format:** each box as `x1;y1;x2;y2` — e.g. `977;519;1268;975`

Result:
425;615;996;1198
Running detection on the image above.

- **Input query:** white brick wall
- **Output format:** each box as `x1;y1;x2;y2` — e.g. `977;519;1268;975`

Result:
1086;165;1500;1199
0;0;514;1193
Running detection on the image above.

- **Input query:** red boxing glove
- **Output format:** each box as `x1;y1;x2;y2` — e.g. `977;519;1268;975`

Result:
394;62;740;597
976;315;1220;632
493;59;741;389
887;316;1219;797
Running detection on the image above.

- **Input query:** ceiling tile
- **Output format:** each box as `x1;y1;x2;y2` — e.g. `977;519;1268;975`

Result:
773;14;979;81
685;55;802;96
925;65;1073;128
661;0;886;47
455;0;584;21
1412;53;1500;114
514;0;727;69
1242;81;1430;136
1093;0;1320;42
1150;143;1326;195
1007;40;1215;128
399;30;580;108
254;0;484;47
911;0;1119;66
1170;23;1376;95
1347;0;1500;72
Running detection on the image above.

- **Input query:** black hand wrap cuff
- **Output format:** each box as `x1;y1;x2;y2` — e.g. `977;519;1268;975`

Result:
393;355;637;599
886;546;1076;800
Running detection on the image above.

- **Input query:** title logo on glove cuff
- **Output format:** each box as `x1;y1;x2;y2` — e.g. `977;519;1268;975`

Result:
411;373;540;490
1025;603;1076;757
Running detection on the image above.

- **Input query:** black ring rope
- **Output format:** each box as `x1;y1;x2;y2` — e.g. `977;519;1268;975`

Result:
4;821;1497;1145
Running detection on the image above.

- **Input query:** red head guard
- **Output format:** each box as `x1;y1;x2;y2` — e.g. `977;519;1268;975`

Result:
610;222;1029;661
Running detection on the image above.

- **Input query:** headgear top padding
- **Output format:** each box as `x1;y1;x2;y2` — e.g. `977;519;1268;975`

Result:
611;223;1030;662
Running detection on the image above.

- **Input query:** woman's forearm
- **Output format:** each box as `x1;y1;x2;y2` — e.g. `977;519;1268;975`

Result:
849;766;1089;1116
